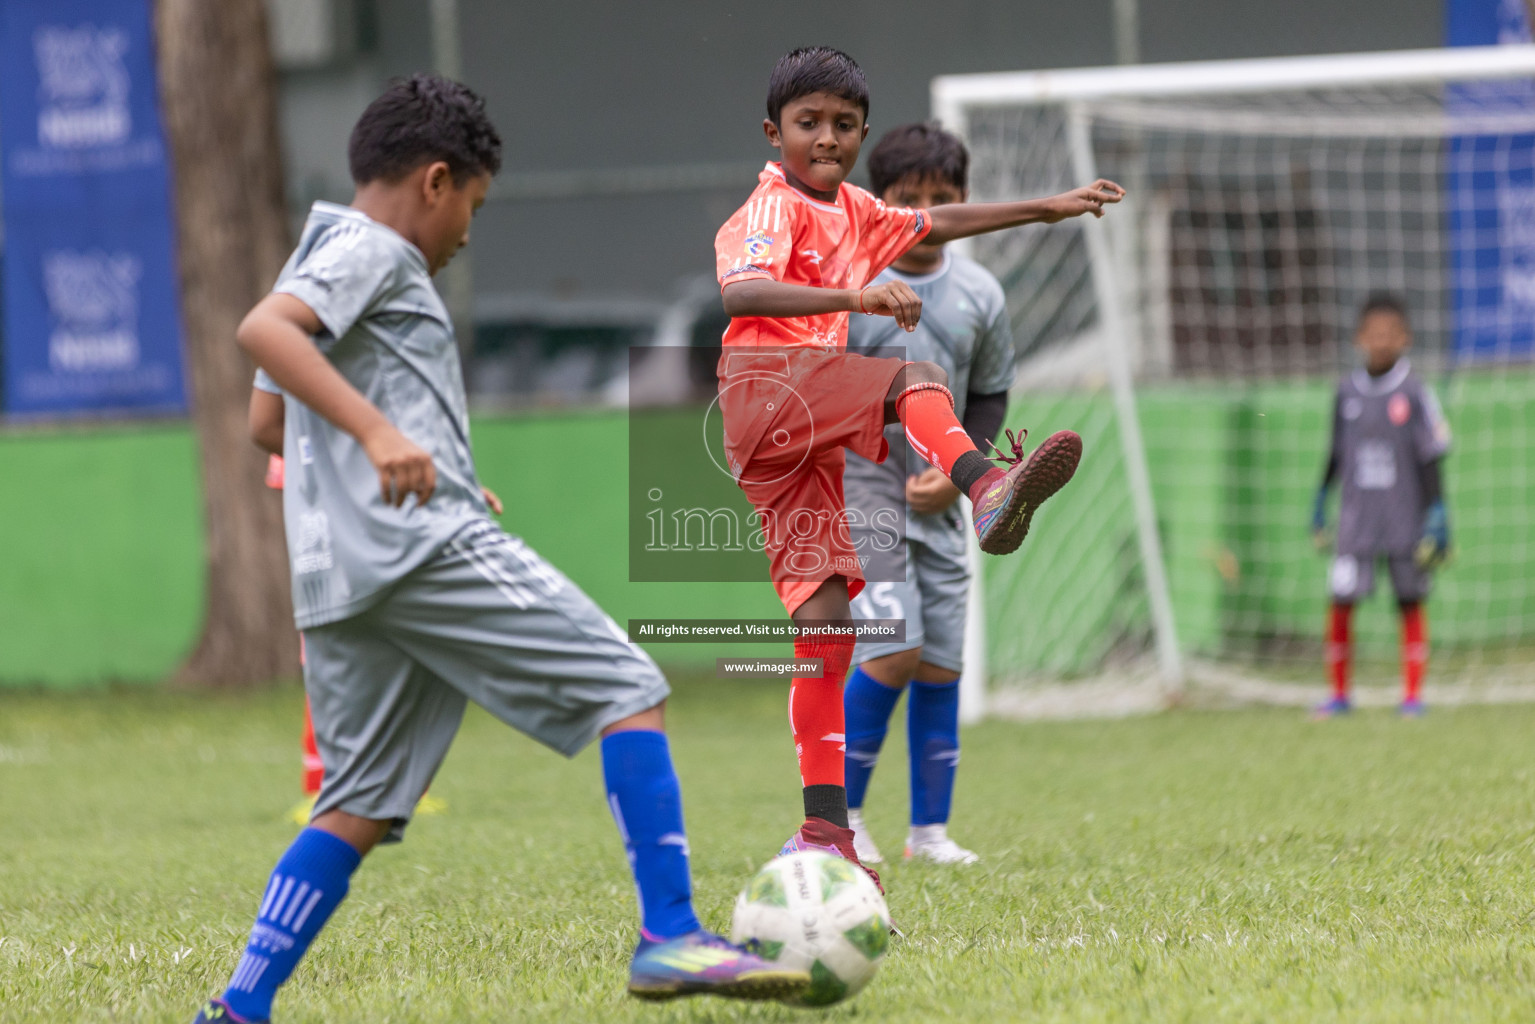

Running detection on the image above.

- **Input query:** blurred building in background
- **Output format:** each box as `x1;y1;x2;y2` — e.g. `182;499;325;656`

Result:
261;0;1443;409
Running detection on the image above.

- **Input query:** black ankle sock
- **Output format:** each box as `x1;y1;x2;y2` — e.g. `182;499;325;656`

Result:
803;784;849;828
950;450;992;496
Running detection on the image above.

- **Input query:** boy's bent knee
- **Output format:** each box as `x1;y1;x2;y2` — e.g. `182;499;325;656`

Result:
905;361;948;388
886;363;951;413
601;701;666;736
310;810;392;856
914;660;961;686
863;648;922;688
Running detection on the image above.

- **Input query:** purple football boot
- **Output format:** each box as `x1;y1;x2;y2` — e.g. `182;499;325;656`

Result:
627;929;808;1002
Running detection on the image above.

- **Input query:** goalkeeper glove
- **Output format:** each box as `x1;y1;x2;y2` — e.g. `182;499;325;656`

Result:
1311;489;1331;552
1415;500;1450;569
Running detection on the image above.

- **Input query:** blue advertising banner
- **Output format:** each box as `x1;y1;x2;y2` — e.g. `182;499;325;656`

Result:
1446;0;1535;362
0;0;186;416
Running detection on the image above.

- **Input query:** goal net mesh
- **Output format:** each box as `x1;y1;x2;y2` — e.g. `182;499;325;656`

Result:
958;73;1535;703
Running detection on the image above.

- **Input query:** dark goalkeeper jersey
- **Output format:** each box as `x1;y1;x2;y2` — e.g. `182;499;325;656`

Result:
1330;358;1450;558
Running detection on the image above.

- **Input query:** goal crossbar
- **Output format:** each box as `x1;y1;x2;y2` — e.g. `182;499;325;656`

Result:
932;44;1535;115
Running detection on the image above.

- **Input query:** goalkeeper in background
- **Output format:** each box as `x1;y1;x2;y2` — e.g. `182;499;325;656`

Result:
1312;294;1451;718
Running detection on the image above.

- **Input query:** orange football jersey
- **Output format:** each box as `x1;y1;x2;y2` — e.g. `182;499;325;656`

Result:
715;162;931;350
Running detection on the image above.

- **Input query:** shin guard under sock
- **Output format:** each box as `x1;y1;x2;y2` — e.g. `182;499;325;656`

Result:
908;680;961;826
791;633;856;826
895;384;978;479
601;730;702;941
222;828;361;1022
843;666;902;809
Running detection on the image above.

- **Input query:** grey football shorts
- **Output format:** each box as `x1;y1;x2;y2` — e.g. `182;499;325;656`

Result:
849;534;969;673
1329;551;1431;604
303;520;668;843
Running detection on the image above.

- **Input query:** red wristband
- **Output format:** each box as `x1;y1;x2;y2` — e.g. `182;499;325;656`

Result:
857;286;870;315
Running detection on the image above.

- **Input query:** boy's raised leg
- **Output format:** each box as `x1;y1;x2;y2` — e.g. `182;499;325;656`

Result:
890;372;1081;556
602;714;809;1002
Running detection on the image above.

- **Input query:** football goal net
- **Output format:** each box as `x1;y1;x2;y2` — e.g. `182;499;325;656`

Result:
936;46;1535;715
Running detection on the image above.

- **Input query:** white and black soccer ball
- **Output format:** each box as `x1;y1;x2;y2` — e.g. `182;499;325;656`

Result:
730;850;890;1005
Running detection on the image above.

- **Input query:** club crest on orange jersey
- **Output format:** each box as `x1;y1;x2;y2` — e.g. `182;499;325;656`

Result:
744;231;773;260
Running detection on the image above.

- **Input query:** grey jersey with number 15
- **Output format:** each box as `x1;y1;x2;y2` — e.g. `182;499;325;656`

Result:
843;251;1015;552
260;201;490;630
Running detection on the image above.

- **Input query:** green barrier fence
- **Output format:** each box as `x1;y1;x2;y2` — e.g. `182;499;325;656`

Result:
985;367;1535;682
3;369;1532;688
0;411;783;688
0;426;204;686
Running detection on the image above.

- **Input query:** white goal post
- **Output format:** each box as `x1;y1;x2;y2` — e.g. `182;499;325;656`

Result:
939;46;1535;721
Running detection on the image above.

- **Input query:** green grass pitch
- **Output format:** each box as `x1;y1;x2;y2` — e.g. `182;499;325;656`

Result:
4;675;1535;1022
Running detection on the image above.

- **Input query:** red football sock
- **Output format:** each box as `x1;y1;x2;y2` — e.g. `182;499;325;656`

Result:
301;696;323;795
1401;603;1427;703
1326;603;1352;701
895;383;978;477
789;633;857;790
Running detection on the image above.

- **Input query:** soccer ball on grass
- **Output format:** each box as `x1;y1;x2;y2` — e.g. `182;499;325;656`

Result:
730;850;890;1005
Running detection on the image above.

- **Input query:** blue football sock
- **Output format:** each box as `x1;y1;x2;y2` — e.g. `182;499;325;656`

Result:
844;666;902;809
908;679;961;826
222;827;362;1022
601;730;702;942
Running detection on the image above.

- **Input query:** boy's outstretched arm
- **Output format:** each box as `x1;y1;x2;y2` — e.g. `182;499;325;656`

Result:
924;179;1126;245
236;292;437;507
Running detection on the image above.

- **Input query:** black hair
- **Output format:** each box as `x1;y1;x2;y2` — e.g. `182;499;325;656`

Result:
766;47;869;125
348;73;502;186
866;122;969;197
1359;292;1409;325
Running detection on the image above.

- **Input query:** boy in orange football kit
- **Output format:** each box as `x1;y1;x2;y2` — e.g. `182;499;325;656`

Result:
715;48;1123;884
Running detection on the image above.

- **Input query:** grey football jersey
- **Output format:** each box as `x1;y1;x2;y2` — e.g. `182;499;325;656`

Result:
268;201;489;629
1331;358;1451;557
843;252;1015;549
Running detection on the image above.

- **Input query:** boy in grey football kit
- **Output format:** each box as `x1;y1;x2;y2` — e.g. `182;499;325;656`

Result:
263;201;669;831
844;252;1015;676
839;124;1016;867
1312;294;1451;718
190;74;804;1024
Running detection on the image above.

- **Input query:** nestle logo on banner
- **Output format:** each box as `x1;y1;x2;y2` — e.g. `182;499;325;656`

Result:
43;251;141;373
33;25;131;149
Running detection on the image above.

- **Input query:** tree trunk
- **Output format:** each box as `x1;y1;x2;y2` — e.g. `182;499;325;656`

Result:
157;0;299;687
